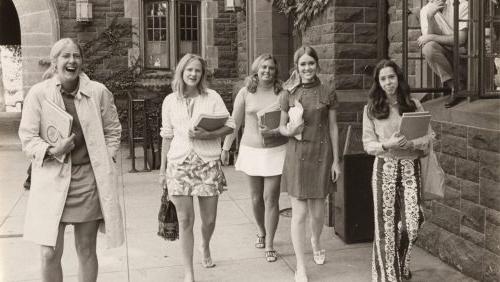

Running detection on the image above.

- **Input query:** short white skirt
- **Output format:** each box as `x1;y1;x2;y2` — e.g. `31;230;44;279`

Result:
235;144;287;177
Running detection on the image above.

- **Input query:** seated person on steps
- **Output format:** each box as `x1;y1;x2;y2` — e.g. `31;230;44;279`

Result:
418;0;468;108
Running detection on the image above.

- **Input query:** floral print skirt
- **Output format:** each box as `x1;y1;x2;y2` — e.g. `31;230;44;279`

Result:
166;151;227;197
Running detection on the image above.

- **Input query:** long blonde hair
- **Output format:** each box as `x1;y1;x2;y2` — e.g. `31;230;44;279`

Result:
42;38;83;80
172;53;208;97
245;53;282;94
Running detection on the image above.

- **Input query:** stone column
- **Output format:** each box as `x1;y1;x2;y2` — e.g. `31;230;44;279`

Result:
247;1;291;80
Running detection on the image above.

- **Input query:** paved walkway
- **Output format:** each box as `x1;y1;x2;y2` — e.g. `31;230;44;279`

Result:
0;147;476;282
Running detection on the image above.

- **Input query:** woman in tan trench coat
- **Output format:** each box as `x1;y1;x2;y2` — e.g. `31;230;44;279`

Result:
18;38;124;282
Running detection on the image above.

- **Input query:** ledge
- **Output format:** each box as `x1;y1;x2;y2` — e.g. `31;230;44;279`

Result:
423;97;500;131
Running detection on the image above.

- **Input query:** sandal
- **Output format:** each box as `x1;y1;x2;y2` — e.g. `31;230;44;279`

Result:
313;249;326;265
255;234;265;249
201;256;216;268
265;250;278;262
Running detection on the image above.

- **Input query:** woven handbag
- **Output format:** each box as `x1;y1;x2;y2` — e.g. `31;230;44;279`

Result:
157;186;179;241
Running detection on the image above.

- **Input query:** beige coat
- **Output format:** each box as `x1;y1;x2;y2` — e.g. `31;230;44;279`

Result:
18;73;124;248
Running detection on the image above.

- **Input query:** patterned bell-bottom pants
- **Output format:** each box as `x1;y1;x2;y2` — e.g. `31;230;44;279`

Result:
371;157;425;282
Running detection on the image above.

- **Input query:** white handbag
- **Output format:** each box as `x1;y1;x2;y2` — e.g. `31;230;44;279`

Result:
420;140;445;198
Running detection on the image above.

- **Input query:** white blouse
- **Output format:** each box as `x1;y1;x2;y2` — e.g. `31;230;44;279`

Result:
362;98;431;159
160;89;235;163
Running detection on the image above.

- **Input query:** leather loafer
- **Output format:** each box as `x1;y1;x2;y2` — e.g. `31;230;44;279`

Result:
444;97;466;108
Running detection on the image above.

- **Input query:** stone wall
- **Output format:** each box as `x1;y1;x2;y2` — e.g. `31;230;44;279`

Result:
236;10;247;78
302;0;378;92
55;0;131;79
202;0;239;109
388;1;500;280
299;0;379;124
417;117;500;281
212;0;238;79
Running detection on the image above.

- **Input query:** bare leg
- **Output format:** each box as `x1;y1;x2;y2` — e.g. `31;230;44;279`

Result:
263;175;281;251
41;224;66;282
247;176;265;237
74;220;100;282
308;198;325;254
290;196;308;276
198;195;219;264
171;196;195;282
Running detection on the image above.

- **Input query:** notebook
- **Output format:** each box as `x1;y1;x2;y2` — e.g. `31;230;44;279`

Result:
40;99;73;162
399;111;431;140
192;113;229;131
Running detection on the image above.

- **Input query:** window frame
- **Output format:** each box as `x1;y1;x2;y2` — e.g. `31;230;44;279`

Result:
176;0;202;61
140;0;202;70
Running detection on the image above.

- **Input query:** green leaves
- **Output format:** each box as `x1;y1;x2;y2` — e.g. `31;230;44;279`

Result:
272;0;330;34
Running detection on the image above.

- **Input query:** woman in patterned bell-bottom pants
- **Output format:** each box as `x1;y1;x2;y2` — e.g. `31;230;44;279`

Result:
362;60;431;282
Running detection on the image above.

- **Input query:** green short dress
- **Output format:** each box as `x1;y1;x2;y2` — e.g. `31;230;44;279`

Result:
279;78;338;199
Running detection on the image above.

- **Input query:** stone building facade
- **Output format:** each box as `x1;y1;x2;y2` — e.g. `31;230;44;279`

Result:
236;1;499;281
4;0;500;279
386;1;500;281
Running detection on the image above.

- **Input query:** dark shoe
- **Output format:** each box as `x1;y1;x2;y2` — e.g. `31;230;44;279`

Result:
402;270;412;280
444;96;466;108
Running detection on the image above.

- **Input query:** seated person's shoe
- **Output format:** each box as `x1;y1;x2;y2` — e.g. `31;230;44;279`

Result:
444;96;466;108
402;270;412;280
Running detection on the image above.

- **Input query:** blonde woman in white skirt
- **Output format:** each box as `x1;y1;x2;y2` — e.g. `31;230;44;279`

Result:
221;54;288;263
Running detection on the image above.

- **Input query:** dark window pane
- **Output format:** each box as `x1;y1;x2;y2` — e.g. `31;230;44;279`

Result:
193;30;197;40
186;17;191;28
180;31;185;41
154;17;160;28
147;17;153;28
148;4;154;16
154;30;160;41
180;16;185;28
161;17;167;28
148;30;154;41
180;3;185;15
161;29;167;41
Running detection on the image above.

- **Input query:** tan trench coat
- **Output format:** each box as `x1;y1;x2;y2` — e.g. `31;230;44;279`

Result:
18;73;124;248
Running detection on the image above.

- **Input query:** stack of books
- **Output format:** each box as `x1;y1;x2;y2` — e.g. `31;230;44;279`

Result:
257;103;287;147
399;111;431;140
192;113;229;131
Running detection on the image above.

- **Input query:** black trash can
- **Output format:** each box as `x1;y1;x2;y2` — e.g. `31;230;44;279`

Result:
334;124;375;244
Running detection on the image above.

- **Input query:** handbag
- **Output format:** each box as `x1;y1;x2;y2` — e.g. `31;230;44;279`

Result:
157;185;179;241
420;140;445;199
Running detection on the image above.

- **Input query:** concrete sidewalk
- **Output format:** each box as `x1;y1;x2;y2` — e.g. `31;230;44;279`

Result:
0;147;476;282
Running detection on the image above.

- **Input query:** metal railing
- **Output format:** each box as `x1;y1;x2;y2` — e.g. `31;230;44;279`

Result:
402;0;500;99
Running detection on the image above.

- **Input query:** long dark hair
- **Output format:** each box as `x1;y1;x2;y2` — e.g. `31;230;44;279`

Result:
367;59;416;119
